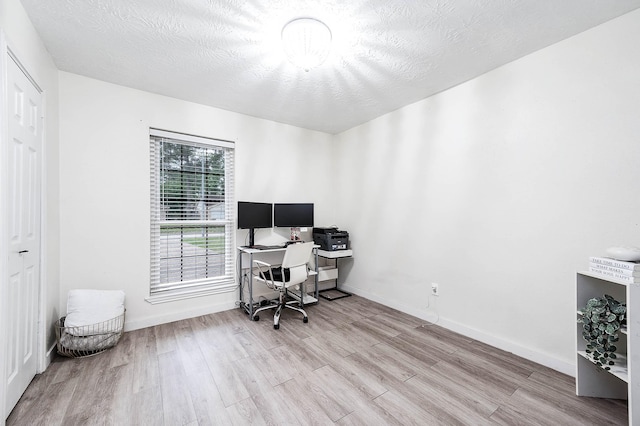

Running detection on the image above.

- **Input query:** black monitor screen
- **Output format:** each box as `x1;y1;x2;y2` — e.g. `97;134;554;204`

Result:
274;203;314;227
237;202;272;229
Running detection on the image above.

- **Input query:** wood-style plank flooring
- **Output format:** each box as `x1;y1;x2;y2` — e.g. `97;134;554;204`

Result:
7;295;627;425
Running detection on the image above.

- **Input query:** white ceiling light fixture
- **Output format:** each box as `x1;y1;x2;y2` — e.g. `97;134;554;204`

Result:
281;17;332;72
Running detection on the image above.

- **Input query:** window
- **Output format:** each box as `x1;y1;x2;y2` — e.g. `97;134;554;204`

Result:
149;129;235;303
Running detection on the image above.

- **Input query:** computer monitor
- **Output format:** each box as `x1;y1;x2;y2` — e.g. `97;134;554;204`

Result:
237;201;272;247
273;203;314;228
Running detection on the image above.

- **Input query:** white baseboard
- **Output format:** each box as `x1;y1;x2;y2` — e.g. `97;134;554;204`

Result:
37;341;57;374
340;283;575;377
123;300;239;332
44;341;56;367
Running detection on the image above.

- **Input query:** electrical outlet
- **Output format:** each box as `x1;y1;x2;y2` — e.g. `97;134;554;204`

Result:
431;283;439;296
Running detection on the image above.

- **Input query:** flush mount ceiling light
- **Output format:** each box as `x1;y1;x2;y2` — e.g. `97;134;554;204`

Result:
281;18;332;72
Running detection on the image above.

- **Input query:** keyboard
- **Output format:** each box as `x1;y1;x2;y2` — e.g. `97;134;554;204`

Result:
251;245;284;250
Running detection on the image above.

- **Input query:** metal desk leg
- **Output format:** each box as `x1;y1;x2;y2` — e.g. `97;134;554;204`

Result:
248;251;254;318
238;249;255;318
314;248;319;301
238;248;243;307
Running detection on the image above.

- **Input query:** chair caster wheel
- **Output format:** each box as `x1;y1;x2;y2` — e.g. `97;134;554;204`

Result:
274;324;279;330
253;315;259;321
303;317;308;323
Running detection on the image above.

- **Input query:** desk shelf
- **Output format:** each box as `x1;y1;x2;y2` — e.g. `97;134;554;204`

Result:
287;290;318;304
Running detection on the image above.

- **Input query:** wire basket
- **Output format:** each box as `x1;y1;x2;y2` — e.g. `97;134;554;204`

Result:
55;312;125;358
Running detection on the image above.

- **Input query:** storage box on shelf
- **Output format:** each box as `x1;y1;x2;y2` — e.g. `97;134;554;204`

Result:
317;265;338;282
576;271;638;424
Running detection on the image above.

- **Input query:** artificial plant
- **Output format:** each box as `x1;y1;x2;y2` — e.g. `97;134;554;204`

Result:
579;294;626;370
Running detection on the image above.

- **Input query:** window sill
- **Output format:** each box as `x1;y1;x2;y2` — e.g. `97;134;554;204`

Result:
145;283;237;304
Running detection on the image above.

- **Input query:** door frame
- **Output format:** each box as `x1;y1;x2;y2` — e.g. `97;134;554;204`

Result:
0;31;48;421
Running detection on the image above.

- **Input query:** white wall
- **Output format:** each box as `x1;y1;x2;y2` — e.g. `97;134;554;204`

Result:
58;73;334;331
0;0;60;360
333;10;640;374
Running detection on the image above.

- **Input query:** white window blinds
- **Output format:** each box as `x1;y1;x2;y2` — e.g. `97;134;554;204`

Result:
149;129;235;302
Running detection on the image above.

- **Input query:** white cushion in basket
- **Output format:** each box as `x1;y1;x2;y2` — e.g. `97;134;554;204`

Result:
65;289;125;336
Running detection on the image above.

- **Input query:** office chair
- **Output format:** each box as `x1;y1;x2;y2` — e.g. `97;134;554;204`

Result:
251;241;314;329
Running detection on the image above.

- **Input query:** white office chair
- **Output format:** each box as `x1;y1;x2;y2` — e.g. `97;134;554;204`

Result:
251;242;314;329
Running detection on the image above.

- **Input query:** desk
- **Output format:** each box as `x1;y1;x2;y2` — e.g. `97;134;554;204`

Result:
237;246;319;319
317;249;353;300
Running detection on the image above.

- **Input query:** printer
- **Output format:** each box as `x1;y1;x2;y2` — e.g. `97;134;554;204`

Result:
313;227;349;251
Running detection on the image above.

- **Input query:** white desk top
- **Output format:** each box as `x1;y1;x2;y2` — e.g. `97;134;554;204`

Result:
238;244;320;254
238;246;285;254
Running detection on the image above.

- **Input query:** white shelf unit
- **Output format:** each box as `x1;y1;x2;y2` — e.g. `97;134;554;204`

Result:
317;249;353;300
576;272;638;424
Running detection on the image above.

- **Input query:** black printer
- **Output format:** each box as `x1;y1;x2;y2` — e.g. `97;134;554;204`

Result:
313;227;349;251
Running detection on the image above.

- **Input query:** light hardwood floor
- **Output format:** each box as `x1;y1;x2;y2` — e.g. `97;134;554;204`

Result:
7;295;627;425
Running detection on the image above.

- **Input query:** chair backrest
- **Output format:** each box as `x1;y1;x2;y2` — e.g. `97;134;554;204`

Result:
281;242;314;268
281;242;314;286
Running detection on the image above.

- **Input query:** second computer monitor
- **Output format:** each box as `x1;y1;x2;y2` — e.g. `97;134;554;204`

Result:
274;203;314;228
273;203;313;228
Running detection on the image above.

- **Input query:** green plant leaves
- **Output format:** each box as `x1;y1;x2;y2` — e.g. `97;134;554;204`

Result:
611;304;626;315
580;294;626;370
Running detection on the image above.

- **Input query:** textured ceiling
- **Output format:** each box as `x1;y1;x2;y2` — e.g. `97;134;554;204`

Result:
20;0;640;134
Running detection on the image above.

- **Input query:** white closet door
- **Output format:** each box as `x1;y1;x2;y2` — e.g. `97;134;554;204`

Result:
5;52;42;415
